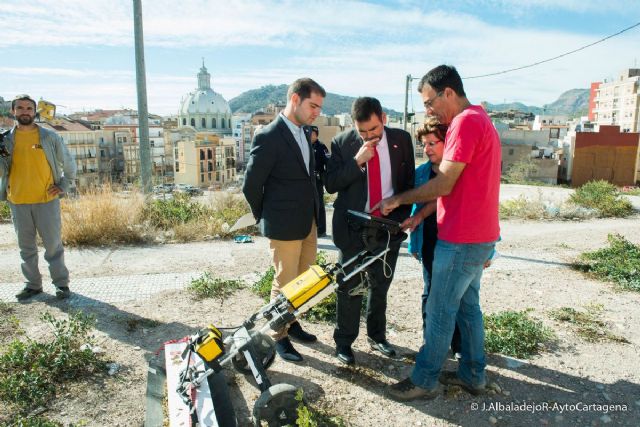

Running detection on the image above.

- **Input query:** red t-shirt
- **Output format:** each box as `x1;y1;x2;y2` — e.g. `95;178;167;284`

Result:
437;105;501;243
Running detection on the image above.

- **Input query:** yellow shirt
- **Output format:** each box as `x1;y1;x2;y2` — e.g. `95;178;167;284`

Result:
8;127;56;204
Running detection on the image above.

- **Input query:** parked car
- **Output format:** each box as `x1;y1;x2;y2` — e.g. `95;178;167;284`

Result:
174;184;203;196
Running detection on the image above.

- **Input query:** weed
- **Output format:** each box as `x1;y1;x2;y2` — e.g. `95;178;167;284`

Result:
549;305;628;343
0;311;104;414
574;234;640;292
252;266;275;301
140;192;208;229
500;196;548;220
484;309;554;359
0;201;10;223
569;180;633;218
188;272;244;300
295;389;346;427
61;187;146;246
120;317;162;332
502;160;539;185
0;415;64;426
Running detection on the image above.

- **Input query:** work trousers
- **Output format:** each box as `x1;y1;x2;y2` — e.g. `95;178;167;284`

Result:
9;198;69;289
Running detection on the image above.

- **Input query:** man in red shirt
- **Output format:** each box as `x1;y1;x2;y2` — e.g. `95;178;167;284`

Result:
379;65;501;401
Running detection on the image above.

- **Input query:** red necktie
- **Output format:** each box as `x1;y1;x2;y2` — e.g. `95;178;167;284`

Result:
367;146;382;217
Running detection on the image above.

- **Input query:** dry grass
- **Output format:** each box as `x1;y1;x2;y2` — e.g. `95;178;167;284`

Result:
61;187;148;246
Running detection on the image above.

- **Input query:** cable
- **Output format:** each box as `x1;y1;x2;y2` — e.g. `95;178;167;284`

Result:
463;21;640;79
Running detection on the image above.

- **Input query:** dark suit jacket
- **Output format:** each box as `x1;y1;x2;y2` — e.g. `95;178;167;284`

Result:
242;116;318;240
325;127;415;253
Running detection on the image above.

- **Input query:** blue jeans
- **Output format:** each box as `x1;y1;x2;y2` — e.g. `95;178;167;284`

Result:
411;240;495;390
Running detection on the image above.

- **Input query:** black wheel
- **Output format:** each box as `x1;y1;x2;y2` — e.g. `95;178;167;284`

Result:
252;384;300;427
231;332;276;374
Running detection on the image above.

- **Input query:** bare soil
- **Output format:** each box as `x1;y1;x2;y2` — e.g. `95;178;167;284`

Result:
1;187;640;426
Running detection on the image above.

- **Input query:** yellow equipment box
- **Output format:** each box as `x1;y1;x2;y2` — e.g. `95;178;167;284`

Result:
281;265;332;309
194;325;224;362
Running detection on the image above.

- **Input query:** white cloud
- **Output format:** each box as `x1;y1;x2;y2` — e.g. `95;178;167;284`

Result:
1;0;637;115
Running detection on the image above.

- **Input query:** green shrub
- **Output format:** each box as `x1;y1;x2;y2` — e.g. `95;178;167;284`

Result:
574;234;640;291
252;266;275;301
499;196;548;220
140;192;209;229
550;305;628;343
188;272;244;300
0;201;10;223
0;312;104;414
296;389;346;427
484;309;554;359
0;415;65;427
569;180;633;218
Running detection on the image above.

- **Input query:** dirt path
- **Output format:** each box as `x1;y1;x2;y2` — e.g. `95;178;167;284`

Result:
1;191;640;426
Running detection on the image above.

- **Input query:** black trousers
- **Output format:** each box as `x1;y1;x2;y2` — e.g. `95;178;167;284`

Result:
315;177;326;234
333;240;401;347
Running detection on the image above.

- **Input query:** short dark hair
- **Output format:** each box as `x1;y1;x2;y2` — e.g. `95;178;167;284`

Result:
310;125;319;134
417;65;466;97
11;94;37;110
287;78;326;102
416;116;448;142
351;97;383;122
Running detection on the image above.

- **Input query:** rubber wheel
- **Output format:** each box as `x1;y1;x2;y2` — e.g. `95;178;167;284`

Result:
231;332;276;375
252;384;300;427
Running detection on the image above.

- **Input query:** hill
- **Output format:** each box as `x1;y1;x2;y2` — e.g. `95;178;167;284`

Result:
229;85;400;117
484;88;590;117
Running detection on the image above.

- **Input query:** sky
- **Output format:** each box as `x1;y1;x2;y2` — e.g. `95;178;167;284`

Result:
1;0;639;116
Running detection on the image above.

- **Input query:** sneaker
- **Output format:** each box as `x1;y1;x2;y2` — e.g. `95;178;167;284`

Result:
387;378;440;402
15;287;42;301
55;287;71;300
439;371;486;395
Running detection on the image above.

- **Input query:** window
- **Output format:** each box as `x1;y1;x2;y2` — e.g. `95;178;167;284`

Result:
191;118;195;127
202;118;206;128
212;118;217;128
208;172;212;180
175;162;179;172
201;174;205;183
200;150;205;160
221;118;225;128
508;148;514;155
182;118;186;126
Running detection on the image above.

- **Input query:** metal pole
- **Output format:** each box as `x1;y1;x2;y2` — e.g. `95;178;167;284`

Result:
133;0;152;193
403;74;411;132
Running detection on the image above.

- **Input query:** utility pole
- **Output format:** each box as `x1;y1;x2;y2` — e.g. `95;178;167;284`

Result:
133;0;152;193
403;74;411;132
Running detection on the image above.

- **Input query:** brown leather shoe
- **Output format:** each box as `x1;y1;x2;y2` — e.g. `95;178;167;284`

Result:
387;378;440;402
439;371;486;395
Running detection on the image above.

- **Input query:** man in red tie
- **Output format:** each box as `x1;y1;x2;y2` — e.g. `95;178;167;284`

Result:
325;97;415;365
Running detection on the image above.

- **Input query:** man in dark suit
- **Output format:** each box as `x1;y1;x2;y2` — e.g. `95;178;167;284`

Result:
243;78;326;362
325;97;414;365
310;125;329;236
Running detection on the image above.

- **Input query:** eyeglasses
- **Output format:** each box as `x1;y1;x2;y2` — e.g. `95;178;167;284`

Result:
423;91;444;109
424;140;442;148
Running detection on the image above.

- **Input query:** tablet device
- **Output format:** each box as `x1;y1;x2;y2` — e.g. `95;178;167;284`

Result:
347;210;401;234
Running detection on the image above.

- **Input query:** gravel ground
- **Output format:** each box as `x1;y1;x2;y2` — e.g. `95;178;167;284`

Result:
1;185;639;426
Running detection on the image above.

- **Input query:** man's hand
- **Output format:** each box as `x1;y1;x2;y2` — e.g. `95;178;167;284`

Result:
401;214;422;232
354;139;379;167
373;195;400;216
47;185;63;197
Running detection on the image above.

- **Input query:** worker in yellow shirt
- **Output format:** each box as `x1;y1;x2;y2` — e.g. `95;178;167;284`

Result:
0;94;76;300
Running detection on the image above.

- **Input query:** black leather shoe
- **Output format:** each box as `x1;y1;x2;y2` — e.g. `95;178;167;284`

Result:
288;321;317;343
275;337;303;362
335;345;355;365
15;287;42;301
55;287;71;299
368;338;397;357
